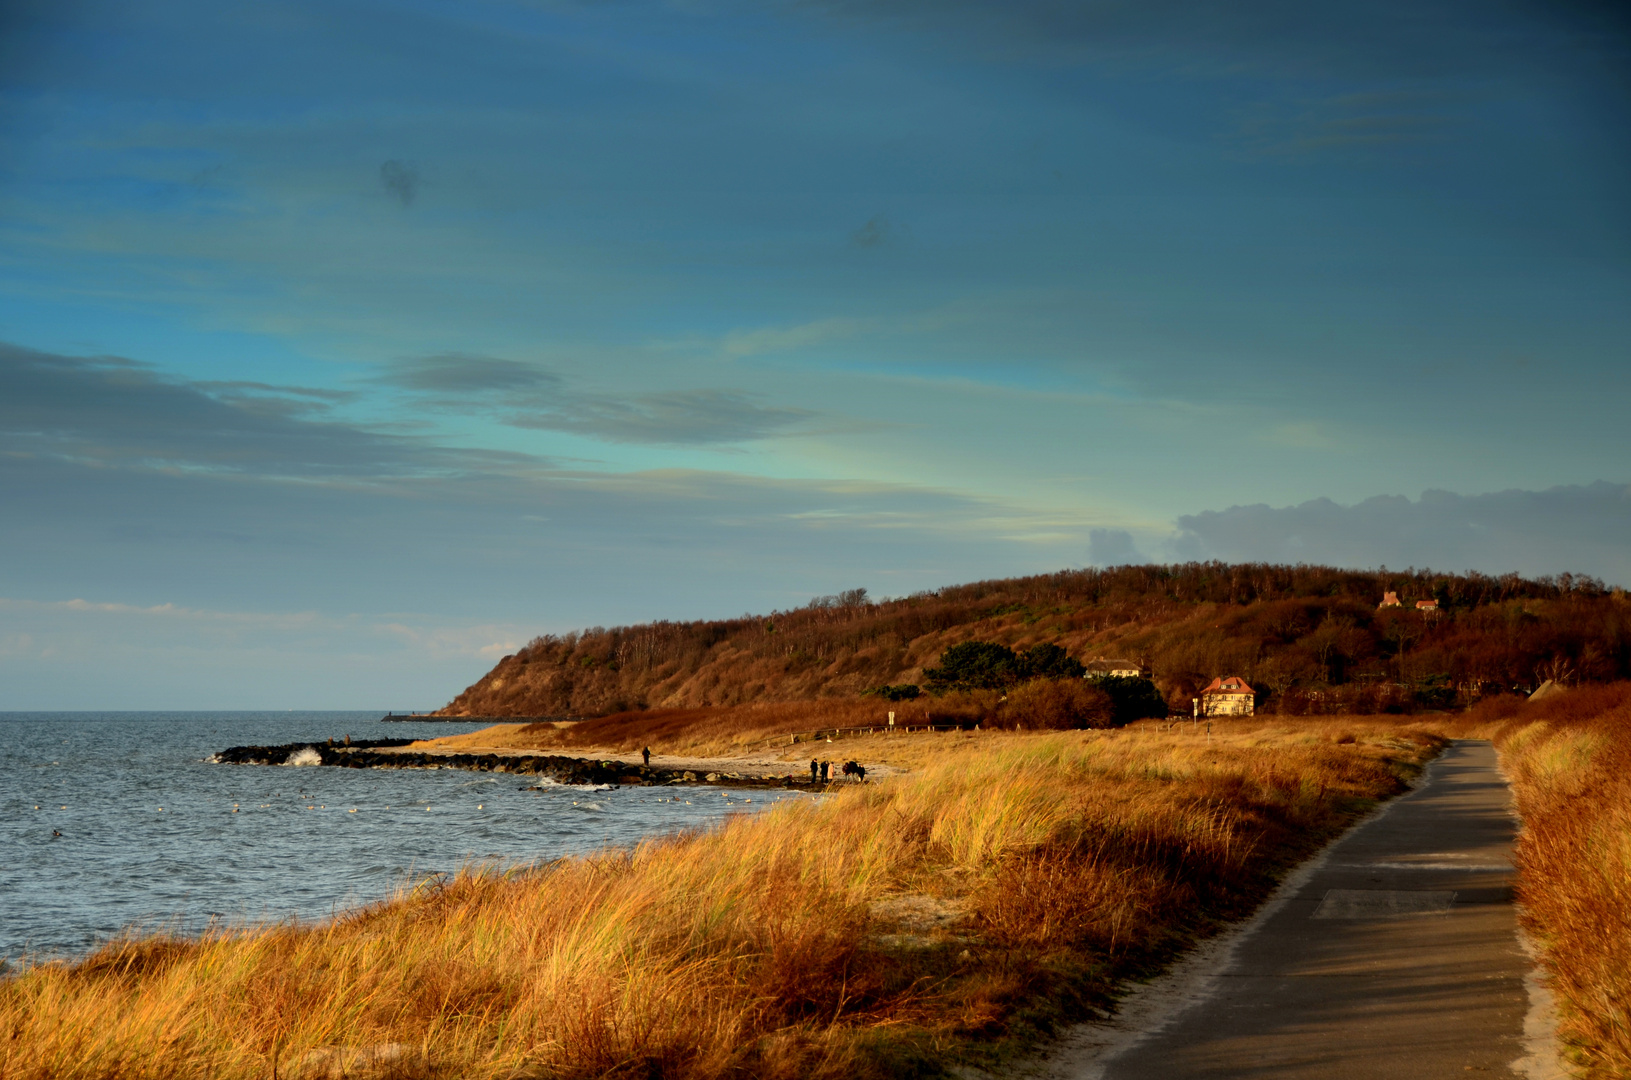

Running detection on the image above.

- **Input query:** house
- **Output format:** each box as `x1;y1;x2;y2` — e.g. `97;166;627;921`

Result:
1200;676;1255;717
1416;599;1440;615
1379;591;1402;608
1085;658;1143;679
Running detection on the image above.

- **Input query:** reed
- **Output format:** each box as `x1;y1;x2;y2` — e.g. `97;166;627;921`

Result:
0;722;1438;1080
1482;683;1631;1078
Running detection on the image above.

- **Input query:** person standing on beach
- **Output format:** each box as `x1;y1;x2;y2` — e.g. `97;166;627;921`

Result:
810;759;819;784
641;746;651;767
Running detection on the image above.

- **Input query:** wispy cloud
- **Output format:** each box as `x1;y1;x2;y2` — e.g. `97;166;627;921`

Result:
0;595;326;629
379;352;815;445
510;389;814;445
1257;421;1342;450
720;316;875;359
0;342;535;480
377;353;561;395
1230;89;1460;158
0;594;534;658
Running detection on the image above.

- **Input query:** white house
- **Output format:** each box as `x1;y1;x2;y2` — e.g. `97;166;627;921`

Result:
1200;676;1256;717
1085;658;1143;679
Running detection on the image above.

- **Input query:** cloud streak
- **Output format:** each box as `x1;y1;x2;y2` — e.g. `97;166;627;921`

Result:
511;389;814;445
379;352;816;445
0;342;531;480
378;354;562;395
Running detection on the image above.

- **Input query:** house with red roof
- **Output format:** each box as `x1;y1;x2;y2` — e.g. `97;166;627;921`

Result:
1200;676;1256;717
1379;591;1402;608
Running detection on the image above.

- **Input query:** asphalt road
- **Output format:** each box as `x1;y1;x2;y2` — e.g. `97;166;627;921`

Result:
1097;739;1530;1080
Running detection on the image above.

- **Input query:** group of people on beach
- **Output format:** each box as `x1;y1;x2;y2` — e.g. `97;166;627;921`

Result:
637;744;866;785
809;759;865;785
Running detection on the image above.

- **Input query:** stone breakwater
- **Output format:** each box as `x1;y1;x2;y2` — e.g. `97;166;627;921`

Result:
211;740;813;789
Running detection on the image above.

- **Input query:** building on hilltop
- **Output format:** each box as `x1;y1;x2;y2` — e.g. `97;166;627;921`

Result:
1379;591;1402;608
1416;598;1440;615
1085;658;1144;679
1200;676;1256;717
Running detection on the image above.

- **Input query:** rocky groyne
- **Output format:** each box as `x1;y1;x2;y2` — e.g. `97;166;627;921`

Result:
211;740;809;789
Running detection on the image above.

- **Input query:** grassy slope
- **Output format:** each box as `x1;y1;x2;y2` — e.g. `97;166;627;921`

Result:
1483;684;1631;1079
433;564;1631;719
1;721;1440;1080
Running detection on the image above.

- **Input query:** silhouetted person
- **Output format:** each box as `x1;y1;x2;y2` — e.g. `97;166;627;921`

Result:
820;760;830;783
810;759;819;784
642;746;651;767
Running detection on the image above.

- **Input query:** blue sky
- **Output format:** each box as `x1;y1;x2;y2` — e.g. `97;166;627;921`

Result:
2;0;1628;707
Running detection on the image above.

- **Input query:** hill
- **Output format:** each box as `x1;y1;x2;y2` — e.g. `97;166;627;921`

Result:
434;562;1631;718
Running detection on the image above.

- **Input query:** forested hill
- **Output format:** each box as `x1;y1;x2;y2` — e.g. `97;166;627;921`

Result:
435;563;1631;718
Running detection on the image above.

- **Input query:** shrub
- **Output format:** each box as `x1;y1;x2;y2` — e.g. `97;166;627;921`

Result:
1090;676;1169;725
925;642;1085;693
1002;679;1115;729
864;685;921;701
924;642;1023;691
1017;643;1086;681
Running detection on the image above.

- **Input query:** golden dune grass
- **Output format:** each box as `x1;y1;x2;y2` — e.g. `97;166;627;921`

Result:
1482;684;1631;1079
1;723;1438;1080
416;699;956;760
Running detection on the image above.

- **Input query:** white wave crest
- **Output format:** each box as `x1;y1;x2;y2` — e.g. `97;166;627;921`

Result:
284;746;322;767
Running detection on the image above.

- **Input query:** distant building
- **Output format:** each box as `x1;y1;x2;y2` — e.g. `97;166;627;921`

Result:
1379;591;1402;608
1085;658;1143;679
1200;676;1256;717
1416;599;1440;614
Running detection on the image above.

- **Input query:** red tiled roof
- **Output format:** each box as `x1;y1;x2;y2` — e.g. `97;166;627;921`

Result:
1201;676;1255;695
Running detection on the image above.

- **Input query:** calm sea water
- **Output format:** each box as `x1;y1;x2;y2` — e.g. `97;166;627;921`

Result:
0;712;798;963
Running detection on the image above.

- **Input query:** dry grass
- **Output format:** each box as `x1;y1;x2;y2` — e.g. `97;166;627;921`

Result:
417;691;1144;762
417;699;966;760
1480;683;1631;1079
1;722;1439;1080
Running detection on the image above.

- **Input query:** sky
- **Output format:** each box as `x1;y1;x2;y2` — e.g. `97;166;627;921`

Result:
1;0;1628;708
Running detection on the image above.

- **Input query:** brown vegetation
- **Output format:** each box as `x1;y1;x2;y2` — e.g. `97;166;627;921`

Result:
436;563;1631;719
1480;683;1631;1078
423;689;1122;761
0;722;1440;1080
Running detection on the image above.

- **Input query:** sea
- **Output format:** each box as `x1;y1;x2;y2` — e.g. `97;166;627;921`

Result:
0;711;799;964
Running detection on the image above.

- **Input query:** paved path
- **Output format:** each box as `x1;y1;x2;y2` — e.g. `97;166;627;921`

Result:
1096;740;1531;1079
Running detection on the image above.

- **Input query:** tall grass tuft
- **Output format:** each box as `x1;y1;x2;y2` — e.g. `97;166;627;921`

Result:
1;724;1437;1079
1484;683;1631;1078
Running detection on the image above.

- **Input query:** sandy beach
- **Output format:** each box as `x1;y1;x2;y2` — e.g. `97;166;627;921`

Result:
379;736;901;781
